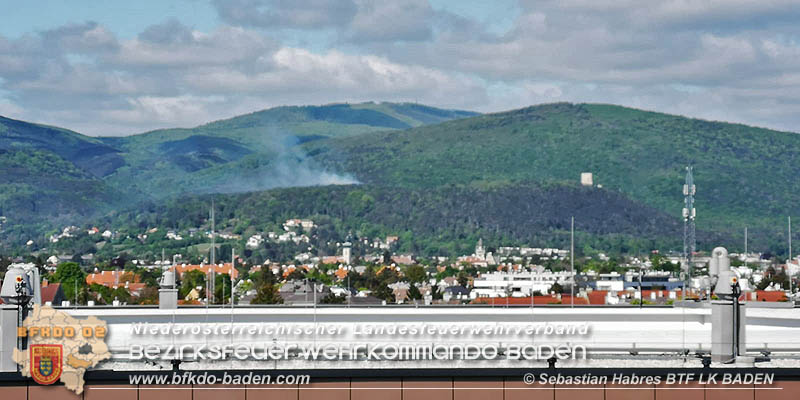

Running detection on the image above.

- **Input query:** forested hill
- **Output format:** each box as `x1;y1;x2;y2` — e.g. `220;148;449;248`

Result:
104;183;710;257
0;102;476;239
308;103;800;250
2;101;799;255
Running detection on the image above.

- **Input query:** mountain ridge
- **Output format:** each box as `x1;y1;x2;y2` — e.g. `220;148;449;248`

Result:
307;102;800;244
0;102;478;238
1;101;797;254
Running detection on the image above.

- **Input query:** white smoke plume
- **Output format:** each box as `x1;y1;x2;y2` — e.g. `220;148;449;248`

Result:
207;127;359;194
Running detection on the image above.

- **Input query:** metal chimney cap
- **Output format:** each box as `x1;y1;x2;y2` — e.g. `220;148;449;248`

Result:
0;267;34;304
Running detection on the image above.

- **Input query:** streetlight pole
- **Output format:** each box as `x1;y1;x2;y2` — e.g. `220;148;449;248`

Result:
744;226;748;268
530;264;534;310
231;247;235;308
639;265;643;309
790;216;794;295
570;216;574;308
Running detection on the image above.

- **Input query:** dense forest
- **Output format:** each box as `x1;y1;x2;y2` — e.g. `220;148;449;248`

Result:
93;183;719;259
1;102;799;257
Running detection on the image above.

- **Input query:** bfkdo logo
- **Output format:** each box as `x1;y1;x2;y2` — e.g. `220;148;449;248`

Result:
30;344;63;385
13;305;112;395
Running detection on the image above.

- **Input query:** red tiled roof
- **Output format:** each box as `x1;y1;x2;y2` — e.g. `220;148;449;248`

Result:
474;296;589;306
756;290;788;302
391;255;414;265
322;256;340;264
588;290;608;305
639;290;670;298
126;283;147;294
41;283;63;304
86;270;139;287
171;264;238;279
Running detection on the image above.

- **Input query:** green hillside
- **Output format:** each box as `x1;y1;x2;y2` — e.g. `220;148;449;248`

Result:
101;183;697;258
0;115;124;177
0;117;124;239
0;102;476;241
2;101;798;255
309;103;799;248
0;149;121;240
100;102;477;197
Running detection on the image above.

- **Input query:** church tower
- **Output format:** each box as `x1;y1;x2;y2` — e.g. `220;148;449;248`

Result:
475;238;486;260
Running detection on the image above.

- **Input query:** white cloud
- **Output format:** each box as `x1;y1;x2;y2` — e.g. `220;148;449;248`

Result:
347;0;435;42
213;0;358;30
2;2;800;134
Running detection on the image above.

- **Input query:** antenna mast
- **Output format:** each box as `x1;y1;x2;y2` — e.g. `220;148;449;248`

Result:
209;199;216;304
682;166;696;296
744;226;748;269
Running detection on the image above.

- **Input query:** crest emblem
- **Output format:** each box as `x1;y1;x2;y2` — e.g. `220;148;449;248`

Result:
30;344;62;385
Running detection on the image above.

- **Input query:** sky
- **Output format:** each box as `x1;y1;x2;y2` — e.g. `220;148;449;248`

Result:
0;0;798;136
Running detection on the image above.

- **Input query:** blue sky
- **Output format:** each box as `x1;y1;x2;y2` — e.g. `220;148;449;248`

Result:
0;0;798;136
0;1;219;39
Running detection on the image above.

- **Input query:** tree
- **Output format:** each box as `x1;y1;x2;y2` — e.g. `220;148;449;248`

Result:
286;268;306;281
430;284;443;300
457;271;469;287
213;273;233;304
375;284;395;303
549;282;564;294
0;256;11;280
319;292;346;304
88;283;112;305
135;287;159;305
179;269;206;299
53;262;86;303
382;250;392;264
251;284;283;304
407;284;422;301
255;267;278;286
377;267;399;286
140;268;161;288
110;287;132;304
405;265;426;283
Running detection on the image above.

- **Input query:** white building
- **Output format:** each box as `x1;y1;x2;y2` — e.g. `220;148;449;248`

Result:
246;234;264;249
580;172;593;186
786;258;800;277
595;272;625;291
342;242;352;265
471;269;573;298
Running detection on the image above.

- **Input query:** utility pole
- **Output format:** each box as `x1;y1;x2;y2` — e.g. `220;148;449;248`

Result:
530;264;534;310
744;226;748;268
211;200;216;265
231;247;235;307
790;216;793;294
209;199;216;305
570;216;574;308
639;265;643;309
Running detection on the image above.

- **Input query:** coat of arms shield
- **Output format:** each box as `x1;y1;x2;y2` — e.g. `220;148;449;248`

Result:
30;344;63;385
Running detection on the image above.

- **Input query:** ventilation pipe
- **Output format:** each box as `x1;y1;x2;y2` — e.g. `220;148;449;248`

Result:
709;247;746;363
159;268;178;310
